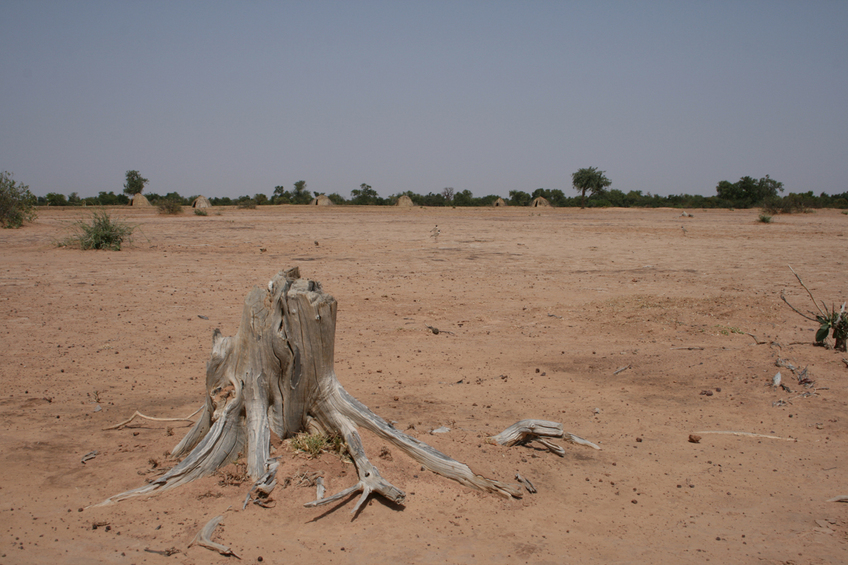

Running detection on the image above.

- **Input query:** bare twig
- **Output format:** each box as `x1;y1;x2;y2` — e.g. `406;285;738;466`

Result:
103;405;203;431
788;265;826;317
827;495;848;503
671;346;704;350
613;365;631;375
780;290;817;322
745;332;768;345
693;430;796;441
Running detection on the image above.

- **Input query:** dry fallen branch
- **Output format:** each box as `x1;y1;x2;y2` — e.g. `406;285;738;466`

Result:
693;431;796;441
487;419;601;455
827;495;848;503
103;406;203;431
745;332;770;345
190;514;239;558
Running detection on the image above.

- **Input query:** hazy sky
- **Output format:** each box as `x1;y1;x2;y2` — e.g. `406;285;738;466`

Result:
2;1;846;199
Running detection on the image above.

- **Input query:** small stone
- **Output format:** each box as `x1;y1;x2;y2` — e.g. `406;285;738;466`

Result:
631;499;638;504
688;434;701;443
636;437;643;443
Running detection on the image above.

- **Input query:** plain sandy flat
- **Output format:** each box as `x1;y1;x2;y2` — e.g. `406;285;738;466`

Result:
1;205;846;564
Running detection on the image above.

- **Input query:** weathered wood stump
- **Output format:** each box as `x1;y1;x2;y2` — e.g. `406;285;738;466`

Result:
100;267;596;513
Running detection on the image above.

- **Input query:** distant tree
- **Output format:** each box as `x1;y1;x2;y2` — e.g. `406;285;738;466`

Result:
68;192;81;205
508;190;531;207
715;175;783;207
292;180;311;204
272;186;292;204
236;195;257;209
0;171;37;228
163;191;187;205
419;192;447;206
45;192;68;206
442;187;455;202
123;170;149;196
327;193;346;205
254;193;269;205
477;194;500;206
452;189;474;206
572;167;612;209
97;191;129;205
351;183;380;205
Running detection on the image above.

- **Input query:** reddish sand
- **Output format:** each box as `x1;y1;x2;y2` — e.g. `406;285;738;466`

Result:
1;205;846;564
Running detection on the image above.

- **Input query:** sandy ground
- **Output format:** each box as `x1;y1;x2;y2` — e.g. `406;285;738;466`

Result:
1;205;846;564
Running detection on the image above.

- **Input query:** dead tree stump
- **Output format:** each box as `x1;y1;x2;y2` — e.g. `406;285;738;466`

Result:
100;267;596;512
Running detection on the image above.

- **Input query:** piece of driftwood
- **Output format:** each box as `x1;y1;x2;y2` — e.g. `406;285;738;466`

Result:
190;515;239;558
487;419;601;455
827;495;848;503
98;268;597;514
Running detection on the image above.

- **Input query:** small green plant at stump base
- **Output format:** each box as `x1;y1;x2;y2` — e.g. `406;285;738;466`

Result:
290;433;347;459
61;210;136;250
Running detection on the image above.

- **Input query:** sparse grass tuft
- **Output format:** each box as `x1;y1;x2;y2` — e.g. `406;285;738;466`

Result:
290;432;347;459
194;208;208;216
757;213;772;223
61;210;136;250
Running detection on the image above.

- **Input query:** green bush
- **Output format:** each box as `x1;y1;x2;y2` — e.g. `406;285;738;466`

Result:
0;171;37;228
237;198;257;209
194;208;208;216
757;213;773;223
762;195;806;214
157;199;183;215
62;210;136;250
